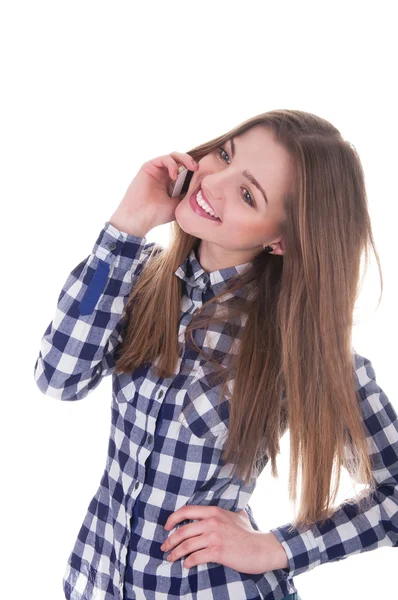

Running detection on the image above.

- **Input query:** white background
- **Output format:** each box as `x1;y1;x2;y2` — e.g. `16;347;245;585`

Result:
1;1;397;599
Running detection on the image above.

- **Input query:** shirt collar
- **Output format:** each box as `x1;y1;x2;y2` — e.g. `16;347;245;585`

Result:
174;246;253;300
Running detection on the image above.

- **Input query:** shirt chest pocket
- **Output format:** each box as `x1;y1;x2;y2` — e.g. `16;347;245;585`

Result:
177;380;230;449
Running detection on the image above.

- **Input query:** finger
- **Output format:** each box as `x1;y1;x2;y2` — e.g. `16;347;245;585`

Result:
169;151;199;172
162;521;203;552
183;547;211;569
143;155;179;181
165;506;221;531
167;534;208;563
163;156;181;181
145;153;198;183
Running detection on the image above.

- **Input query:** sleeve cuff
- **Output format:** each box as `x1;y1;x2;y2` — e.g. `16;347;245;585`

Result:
92;221;148;265
269;523;321;578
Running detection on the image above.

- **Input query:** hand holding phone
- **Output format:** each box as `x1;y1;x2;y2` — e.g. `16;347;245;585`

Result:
109;152;198;236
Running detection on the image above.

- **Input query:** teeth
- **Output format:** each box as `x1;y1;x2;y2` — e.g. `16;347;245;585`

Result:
196;190;220;220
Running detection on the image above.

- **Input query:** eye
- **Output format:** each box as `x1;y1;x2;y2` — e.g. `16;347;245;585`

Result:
216;146;255;207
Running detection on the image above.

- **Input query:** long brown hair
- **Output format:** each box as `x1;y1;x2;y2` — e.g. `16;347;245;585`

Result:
114;109;382;531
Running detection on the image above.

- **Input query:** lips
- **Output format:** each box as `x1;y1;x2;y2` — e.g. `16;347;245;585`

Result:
189;187;222;222
196;185;221;220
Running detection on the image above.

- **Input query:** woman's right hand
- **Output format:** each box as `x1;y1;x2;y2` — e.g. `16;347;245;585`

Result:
109;151;199;237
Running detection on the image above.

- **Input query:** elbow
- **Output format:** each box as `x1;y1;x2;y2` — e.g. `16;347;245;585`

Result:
377;480;398;547
33;356;93;401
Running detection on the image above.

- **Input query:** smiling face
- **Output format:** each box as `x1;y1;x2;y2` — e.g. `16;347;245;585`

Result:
174;125;297;272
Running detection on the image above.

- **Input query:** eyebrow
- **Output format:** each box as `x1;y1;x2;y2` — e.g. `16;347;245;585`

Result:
230;136;269;205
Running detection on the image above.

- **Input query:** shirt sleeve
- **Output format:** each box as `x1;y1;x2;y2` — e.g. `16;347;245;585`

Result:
269;349;398;578
33;221;162;401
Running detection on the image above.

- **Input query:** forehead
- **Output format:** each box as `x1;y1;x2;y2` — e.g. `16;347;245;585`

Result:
235;126;285;160
233;126;296;199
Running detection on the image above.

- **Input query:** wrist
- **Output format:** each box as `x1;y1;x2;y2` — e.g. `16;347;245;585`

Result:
108;215;150;238
260;532;289;571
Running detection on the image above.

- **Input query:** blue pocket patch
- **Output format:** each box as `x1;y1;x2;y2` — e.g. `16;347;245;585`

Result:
79;260;110;315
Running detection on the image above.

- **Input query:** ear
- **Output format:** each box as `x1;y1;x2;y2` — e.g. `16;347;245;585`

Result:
264;238;285;256
271;243;284;256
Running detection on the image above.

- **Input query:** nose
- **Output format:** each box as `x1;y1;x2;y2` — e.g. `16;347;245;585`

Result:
200;167;228;202
201;164;236;203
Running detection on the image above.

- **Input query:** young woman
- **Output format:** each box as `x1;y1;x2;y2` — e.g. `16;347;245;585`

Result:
34;109;398;600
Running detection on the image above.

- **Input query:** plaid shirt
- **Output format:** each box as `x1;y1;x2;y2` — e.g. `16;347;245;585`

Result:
34;221;398;600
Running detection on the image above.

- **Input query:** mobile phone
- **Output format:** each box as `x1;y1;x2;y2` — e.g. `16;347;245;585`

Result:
168;165;195;198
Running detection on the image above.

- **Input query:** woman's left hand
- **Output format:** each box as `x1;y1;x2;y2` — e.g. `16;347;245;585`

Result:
160;505;289;573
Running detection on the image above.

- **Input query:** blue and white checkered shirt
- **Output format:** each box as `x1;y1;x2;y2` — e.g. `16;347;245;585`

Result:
34;221;398;600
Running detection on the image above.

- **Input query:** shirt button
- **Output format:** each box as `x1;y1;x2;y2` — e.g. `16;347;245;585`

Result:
158;390;164;398
147;434;153;445
107;241;117;251
134;481;139;490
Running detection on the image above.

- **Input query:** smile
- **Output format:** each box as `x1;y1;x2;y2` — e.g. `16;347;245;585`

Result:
188;187;222;222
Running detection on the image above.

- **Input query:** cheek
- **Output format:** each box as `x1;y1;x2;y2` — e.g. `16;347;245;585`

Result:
224;210;261;233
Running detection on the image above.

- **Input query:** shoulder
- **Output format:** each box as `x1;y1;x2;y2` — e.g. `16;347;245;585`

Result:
352;347;376;394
